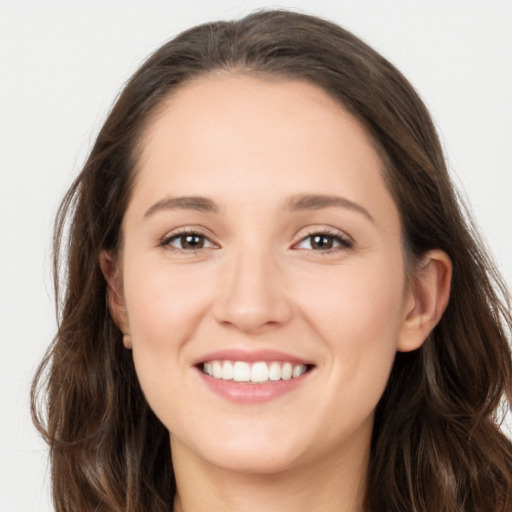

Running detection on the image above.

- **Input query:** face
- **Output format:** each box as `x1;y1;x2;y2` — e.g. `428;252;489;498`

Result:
110;74;422;475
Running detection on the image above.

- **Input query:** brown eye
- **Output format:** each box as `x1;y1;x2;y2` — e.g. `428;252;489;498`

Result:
162;231;215;250
180;234;205;249
296;232;352;251
310;234;335;250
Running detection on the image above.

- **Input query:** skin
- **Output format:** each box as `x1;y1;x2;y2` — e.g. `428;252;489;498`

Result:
102;73;451;512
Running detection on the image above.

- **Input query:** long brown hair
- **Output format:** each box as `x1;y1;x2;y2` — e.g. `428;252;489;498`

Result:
31;9;512;511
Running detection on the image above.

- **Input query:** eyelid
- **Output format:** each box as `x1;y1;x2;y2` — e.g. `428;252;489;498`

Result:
159;227;219;251
292;227;353;252
157;225;353;253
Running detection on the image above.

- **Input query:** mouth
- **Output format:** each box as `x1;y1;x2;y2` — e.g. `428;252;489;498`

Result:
193;349;315;402
199;360;314;384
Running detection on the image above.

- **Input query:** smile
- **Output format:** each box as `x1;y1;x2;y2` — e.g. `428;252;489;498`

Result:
202;360;309;383
194;349;314;402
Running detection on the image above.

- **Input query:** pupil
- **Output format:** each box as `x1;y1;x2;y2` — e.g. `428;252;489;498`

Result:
183;234;203;249
312;235;332;250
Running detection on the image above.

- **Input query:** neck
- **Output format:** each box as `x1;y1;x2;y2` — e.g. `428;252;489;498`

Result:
171;432;370;512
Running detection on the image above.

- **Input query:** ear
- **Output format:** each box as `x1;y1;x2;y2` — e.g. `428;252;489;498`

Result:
397;249;452;352
99;251;132;349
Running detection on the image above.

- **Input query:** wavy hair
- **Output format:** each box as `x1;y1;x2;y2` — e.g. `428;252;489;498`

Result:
31;9;512;511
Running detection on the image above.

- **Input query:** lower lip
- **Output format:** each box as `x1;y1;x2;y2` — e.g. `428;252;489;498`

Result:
196;368;312;403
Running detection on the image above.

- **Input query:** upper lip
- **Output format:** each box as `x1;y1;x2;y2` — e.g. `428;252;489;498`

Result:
192;348;313;366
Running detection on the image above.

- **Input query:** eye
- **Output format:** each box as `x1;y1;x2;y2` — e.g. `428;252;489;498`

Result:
295;231;352;252
161;231;216;251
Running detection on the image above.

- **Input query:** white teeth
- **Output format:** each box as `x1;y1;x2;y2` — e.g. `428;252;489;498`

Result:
212;361;223;378
268;361;281;381
202;360;310;383
233;362;250;382
222;360;233;380
281;362;293;380
292;364;307;378
250;362;269;383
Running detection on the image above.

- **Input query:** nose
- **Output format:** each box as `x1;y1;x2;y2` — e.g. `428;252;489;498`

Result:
212;248;293;333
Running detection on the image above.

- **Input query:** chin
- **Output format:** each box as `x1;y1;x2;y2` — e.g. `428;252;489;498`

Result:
171;423;313;475
202;442;306;475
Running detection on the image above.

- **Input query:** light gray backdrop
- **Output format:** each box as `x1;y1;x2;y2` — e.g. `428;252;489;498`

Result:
1;1;511;510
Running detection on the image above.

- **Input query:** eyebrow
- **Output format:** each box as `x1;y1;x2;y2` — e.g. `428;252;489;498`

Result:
285;193;374;222
143;193;374;222
144;196;219;218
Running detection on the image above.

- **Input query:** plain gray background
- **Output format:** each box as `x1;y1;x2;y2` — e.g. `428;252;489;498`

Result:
1;1;511;510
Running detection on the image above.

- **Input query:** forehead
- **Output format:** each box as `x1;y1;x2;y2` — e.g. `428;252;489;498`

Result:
139;74;382;177
129;73;397;228
142;72;378;156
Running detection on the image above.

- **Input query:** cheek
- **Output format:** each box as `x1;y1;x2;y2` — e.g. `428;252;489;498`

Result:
124;261;211;345
297;258;406;389
299;255;406;342
121;261;215;402
292;262;404;440
120;261;221;441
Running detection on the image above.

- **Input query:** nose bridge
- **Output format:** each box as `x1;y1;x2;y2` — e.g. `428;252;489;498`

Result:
214;237;291;332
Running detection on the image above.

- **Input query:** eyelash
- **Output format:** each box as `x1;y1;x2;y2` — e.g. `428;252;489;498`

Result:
159;228;353;253
159;229;216;251
293;229;353;253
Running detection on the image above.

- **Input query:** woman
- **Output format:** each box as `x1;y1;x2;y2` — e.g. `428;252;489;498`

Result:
31;9;512;512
